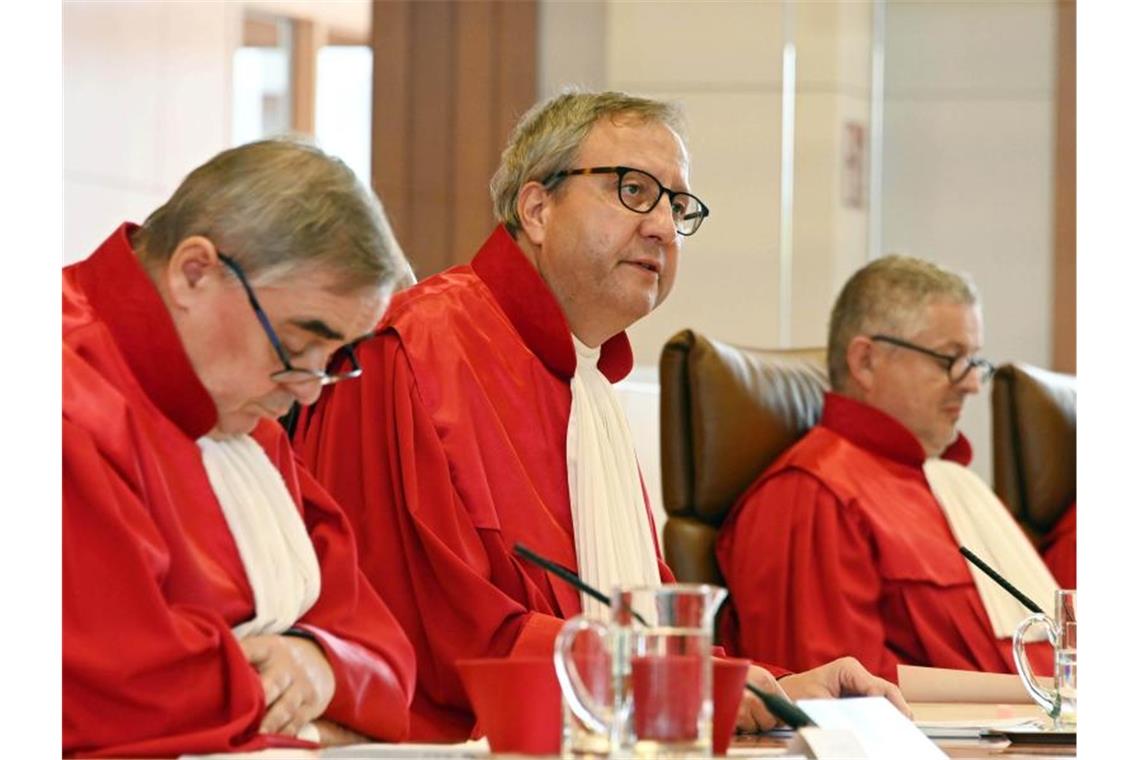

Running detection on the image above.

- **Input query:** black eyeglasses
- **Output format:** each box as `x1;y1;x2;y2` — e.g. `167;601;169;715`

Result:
218;253;365;386
542;165;710;236
871;334;995;384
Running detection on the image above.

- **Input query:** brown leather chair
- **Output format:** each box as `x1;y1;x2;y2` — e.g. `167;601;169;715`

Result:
659;329;828;584
991;362;1077;546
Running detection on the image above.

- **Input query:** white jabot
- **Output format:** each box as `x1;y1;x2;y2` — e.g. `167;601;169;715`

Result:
566;335;661;619
923;459;1058;639
198;435;321;639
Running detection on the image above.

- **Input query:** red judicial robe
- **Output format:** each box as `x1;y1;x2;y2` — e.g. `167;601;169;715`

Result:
295;226;688;741
63;225;416;758
716;393;1052;682
1040;502;1076;589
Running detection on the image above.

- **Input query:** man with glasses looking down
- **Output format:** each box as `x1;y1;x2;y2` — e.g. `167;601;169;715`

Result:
63;139;417;756
717;255;1058;682
296;89;908;741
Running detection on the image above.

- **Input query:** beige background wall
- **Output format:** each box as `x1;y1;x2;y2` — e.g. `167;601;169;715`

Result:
64;1;239;263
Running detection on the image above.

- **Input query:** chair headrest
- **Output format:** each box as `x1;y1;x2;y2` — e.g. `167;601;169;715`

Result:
660;329;828;525
992;362;1077;534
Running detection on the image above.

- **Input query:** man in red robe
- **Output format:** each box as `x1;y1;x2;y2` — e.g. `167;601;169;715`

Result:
63;139;417;757
296;90;907;741
717;256;1059;682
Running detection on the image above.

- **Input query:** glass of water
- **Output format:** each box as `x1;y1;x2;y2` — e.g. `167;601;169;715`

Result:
1013;589;1076;728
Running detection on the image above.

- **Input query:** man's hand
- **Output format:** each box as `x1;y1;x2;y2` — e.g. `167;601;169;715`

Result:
735;657;911;732
240;634;336;736
735;664;794;732
779;656;912;719
311;718;371;746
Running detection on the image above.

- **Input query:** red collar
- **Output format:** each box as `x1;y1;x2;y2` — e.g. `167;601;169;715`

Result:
71;223;218;438
469;225;633;383
821;392;973;468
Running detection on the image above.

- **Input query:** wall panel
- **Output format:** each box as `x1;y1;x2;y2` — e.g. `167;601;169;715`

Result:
371;0;536;278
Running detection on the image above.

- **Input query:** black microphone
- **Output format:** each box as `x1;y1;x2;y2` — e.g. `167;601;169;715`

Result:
958;546;1046;615
744;683;816;729
514;542;612;609
513;542;649;624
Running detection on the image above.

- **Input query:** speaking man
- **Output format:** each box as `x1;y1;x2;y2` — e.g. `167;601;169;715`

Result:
297;91;908;740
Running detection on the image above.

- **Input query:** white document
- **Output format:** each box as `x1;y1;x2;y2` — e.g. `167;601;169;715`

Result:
182;750;319;759
898;664;1047;704
797;697;947;760
787;727;870;759
320;738;489;758
917;717;1040;739
726;748;808;758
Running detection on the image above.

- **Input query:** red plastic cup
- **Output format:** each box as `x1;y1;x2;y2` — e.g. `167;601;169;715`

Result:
456;656;562;755
712;658;751;755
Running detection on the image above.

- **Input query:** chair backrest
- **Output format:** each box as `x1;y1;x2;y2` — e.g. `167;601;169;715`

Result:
659;329;828;583
991;362;1077;543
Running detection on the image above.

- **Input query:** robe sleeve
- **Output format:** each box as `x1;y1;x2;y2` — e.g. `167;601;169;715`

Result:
718;469;899;681
63;417;273;758
296;333;566;739
283;455;416;741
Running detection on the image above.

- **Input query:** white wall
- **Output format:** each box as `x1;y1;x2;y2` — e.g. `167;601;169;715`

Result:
881;0;1057;483
63;1;240;263
605;0;788;358
537;0;606;98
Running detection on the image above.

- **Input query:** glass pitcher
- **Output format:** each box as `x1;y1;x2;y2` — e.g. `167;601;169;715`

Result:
1012;589;1076;729
554;583;728;757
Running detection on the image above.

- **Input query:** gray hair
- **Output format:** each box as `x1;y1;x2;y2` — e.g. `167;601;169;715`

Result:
134;137;408;293
489;89;687;235
827;255;980;391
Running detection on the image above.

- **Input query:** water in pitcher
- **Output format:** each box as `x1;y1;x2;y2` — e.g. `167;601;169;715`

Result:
1055;647;1077;727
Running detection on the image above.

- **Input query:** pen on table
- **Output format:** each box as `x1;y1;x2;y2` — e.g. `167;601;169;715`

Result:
958;545;1045;615
512;542;814;729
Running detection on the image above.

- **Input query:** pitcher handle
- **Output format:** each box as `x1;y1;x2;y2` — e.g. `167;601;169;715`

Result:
554;615;611;735
1012;612;1060;719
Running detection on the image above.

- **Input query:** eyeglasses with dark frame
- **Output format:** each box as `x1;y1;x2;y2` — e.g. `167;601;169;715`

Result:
542;165;710;236
217;253;366;386
871;334;995;384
